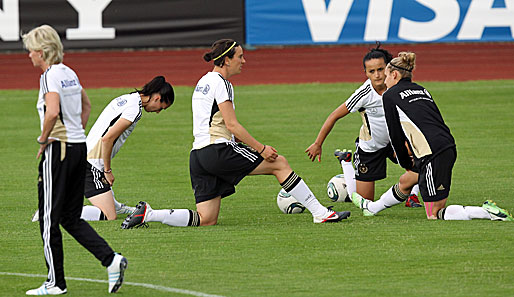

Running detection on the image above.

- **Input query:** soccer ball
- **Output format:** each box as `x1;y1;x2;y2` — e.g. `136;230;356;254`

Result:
327;174;350;202
276;189;306;214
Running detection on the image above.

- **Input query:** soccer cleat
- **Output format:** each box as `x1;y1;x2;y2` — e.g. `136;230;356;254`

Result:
405;194;422;208
26;284;67;295
121;201;151;229
31;209;39;222
334;149;352;163
107;253;128;293
482;200;514;221
116;203;136;215
313;209;351;223
351;192;375;216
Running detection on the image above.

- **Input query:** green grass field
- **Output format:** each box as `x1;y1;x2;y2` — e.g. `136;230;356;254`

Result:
1;80;513;296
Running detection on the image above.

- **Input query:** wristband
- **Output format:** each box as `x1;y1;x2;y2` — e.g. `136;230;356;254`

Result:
104;168;112;174
259;145;266;154
37;137;48;145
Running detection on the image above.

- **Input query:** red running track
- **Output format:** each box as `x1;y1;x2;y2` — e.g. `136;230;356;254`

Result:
1;43;513;89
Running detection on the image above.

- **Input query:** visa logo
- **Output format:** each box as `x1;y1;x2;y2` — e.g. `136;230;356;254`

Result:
303;0;514;42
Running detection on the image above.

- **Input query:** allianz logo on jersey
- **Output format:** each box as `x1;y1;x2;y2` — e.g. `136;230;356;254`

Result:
195;84;210;95
61;79;77;88
399;89;432;100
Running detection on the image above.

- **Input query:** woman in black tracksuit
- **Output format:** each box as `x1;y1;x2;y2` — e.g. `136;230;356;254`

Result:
381;52;513;221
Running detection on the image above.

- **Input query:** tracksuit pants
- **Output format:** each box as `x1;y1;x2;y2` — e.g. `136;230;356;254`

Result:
37;141;114;290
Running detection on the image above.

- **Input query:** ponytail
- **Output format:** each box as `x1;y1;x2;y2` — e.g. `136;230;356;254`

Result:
203;39;240;67
363;41;393;69
135;76;175;106
388;51;416;79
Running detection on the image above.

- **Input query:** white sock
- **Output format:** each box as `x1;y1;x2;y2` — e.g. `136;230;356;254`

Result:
281;172;328;218
341;160;356;196
439;205;491;220
81;205;105;221
464;206;491;219
146;209;200;226
410;184;419;196
367;186;405;214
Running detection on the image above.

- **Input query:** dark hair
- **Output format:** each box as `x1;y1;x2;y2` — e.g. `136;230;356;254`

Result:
203;39;240;67
135;76;174;106
362;41;393;69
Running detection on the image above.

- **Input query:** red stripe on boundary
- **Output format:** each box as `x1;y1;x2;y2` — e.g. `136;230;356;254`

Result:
2;43;513;89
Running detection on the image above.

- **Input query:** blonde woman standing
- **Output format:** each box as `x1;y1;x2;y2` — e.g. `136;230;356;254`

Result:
23;25;127;295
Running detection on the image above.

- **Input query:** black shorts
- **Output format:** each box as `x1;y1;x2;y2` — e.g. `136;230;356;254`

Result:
353;144;395;182
418;147;456;202
84;162;111;198
189;142;264;204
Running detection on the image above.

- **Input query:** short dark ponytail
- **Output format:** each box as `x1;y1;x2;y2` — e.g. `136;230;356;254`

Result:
363;41;393;69
136;76;175;106
203;39;240;67
203;52;214;62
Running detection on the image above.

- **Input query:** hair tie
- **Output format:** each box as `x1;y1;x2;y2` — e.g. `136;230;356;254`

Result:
213;42;237;61
390;62;413;72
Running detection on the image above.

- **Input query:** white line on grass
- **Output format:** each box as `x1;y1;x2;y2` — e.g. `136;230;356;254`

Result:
0;272;225;297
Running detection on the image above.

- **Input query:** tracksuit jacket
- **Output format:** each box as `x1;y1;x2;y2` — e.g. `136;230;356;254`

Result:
382;77;456;172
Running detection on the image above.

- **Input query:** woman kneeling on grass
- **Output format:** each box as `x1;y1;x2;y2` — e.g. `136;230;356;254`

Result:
80;76;174;221
350;51;514;221
121;39;350;229
32;76;175;222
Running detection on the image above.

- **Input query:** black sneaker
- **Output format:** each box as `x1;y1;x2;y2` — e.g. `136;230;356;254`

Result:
334;149;352;163
121;201;151;229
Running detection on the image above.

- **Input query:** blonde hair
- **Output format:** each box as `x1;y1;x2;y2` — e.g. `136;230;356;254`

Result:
22;25;63;65
387;51;416;79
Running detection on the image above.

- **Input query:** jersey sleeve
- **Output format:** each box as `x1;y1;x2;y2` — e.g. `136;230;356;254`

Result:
120;97;141;123
344;82;372;113
382;89;413;170
213;77;232;105
42;70;62;95
41;68;83;95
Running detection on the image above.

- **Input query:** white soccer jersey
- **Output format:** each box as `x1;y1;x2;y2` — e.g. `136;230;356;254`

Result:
86;92;142;171
191;71;235;150
37;63;86;143
344;79;389;152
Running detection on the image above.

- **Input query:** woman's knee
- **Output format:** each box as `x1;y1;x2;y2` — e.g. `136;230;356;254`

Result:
94;206;117;220
105;213;117;220
424;199;447;219
196;197;221;226
399;171;417;192
272;155;291;171
88;192;117;220
198;212;218;226
200;218;218;226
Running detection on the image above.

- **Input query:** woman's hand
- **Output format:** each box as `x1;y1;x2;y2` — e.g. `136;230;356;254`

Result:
104;171;115;186
305;143;322;162
36;138;55;159
36;143;48;159
261;145;278;162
